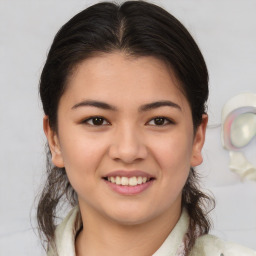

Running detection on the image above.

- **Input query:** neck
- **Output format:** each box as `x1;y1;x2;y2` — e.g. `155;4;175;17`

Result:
75;201;182;256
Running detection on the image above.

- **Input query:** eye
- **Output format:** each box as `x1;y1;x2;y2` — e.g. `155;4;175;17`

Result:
83;116;110;126
147;117;173;126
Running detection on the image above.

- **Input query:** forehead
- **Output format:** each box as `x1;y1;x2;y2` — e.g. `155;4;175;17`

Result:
61;52;190;112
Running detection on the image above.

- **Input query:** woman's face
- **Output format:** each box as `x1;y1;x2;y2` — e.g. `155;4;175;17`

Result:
45;52;207;225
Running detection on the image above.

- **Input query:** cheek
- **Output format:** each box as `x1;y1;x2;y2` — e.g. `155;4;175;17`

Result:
150;131;193;171
57;128;109;187
149;131;193;192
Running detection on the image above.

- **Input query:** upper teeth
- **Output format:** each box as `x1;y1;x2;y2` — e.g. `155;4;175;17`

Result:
107;176;148;186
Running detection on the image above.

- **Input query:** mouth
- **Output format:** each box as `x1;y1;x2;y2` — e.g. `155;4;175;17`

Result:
103;176;155;186
102;170;156;195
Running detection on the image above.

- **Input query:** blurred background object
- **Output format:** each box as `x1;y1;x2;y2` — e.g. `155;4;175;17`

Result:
221;93;256;180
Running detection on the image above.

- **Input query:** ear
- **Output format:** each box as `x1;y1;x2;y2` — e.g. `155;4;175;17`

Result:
43;116;64;168
190;114;208;167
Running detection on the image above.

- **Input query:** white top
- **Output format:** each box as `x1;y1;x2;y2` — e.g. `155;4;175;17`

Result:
47;206;256;256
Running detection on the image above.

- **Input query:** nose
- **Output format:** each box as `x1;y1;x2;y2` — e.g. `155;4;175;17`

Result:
108;124;148;164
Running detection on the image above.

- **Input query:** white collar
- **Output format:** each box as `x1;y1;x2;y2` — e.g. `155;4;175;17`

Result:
153;209;188;256
48;207;189;256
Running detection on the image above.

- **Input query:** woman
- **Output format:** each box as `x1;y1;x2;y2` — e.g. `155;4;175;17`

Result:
37;1;256;255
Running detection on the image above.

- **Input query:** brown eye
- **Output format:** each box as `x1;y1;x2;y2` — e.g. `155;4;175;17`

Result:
84;116;109;126
154;118;165;125
147;117;172;126
92;117;104;125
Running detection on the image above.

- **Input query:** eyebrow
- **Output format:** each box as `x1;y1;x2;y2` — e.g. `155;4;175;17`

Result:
71;100;181;112
139;100;181;112
72;100;117;111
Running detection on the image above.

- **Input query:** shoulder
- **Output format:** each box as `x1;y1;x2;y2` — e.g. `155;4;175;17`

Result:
190;234;256;256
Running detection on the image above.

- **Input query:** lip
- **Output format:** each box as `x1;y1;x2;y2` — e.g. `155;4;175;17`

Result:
102;170;155;195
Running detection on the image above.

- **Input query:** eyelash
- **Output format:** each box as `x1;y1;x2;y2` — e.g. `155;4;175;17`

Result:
82;116;174;126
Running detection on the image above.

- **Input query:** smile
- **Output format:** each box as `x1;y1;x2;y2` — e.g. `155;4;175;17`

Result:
102;170;156;195
106;176;152;186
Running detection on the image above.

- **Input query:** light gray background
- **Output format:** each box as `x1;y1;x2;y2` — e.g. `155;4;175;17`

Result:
0;0;256;255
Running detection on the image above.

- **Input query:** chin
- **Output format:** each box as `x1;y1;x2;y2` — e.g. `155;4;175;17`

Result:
105;207;157;226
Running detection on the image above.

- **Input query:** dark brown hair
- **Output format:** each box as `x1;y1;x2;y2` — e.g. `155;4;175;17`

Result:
38;1;214;254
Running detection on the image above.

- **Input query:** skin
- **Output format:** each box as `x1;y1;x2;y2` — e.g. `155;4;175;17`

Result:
44;52;208;256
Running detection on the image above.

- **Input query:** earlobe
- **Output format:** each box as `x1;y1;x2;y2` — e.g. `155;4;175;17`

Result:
190;114;208;167
43;116;64;168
